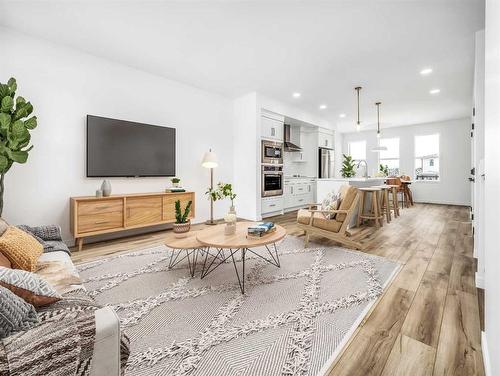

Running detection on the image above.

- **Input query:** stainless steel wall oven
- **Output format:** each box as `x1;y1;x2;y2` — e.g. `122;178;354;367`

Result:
261;165;283;197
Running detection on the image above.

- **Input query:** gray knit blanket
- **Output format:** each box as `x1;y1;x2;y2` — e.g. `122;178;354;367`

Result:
0;291;130;376
17;225;71;256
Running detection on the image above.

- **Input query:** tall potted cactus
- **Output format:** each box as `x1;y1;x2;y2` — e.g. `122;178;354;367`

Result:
0;77;37;215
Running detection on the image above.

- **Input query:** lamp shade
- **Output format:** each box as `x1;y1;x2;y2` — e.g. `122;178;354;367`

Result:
201;150;218;168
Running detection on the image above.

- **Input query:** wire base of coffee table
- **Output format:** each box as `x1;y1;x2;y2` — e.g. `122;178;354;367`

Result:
200;243;280;294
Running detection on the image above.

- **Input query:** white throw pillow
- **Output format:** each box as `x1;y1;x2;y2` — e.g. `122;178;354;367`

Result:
321;191;341;219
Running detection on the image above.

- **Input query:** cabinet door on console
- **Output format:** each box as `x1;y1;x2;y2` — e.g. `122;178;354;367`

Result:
163;194;194;222
126;196;163;227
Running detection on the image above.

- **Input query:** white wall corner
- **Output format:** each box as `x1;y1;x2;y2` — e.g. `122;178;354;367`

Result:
482;331;491;376
476;271;485;289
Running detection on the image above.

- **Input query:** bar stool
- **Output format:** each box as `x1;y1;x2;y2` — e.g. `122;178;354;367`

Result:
372;185;391;223
385;184;400;218
357;187;383;228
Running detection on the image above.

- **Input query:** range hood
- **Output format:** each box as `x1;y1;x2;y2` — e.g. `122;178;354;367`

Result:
284;124;302;152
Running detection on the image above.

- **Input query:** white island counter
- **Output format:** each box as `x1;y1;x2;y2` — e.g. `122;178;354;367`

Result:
316;177;385;202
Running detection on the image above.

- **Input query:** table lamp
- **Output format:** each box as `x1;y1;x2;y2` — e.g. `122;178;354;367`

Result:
201;149;219;225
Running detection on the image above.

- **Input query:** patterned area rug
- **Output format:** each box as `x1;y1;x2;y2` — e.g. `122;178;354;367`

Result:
78;236;399;376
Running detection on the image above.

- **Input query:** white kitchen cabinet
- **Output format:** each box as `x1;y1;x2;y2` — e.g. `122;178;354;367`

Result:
261;196;284;216
283;179;316;211
318;131;334;149
261;115;284;142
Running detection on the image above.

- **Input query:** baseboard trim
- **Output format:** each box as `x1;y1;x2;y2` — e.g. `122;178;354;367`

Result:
413;199;470;206
476;272;485;289
482;331;491;376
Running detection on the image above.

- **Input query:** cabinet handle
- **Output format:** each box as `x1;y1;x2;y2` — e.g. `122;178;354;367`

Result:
271;127;276;137
269;204;276;207
291;187;294;194
325;139;328;147
95;220;109;225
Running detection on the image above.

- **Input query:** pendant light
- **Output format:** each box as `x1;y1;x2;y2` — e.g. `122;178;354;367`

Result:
376;102;382;138
355;86;362;132
372;101;388;152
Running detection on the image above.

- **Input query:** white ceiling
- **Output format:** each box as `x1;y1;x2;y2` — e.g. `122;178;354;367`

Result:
0;0;484;132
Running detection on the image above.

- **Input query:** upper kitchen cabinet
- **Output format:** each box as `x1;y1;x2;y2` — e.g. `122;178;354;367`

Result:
261;110;284;141
317;127;335;149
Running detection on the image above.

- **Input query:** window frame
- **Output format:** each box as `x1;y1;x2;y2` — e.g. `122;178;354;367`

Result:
378;137;400;177
414;133;440;182
348;140;367;163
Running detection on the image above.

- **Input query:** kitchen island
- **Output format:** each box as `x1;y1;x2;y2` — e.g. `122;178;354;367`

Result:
316;177;385;201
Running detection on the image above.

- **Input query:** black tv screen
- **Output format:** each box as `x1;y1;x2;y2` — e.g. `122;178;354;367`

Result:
86;115;176;177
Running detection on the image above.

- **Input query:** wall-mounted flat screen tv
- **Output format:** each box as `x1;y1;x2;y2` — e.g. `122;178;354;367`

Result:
86;115;176;177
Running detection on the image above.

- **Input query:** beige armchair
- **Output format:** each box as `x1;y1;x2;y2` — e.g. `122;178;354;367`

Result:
297;185;366;250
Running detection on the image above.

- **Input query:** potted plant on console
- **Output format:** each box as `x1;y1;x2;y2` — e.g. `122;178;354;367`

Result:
171;177;181;188
173;200;192;236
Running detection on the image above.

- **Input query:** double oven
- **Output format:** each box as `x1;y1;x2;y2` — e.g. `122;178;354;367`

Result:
261;140;283;197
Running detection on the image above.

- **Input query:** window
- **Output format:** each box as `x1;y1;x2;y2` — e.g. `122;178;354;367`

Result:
348;140;366;162
379;138;400;176
414;134;440;180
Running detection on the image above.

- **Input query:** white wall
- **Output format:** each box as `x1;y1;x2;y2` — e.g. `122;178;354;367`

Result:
0;28;234;243
233;92;259;221
484;0;500;374
342;118;471;206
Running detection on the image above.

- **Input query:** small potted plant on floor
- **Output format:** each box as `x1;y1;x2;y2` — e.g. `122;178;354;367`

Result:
173;200;192;236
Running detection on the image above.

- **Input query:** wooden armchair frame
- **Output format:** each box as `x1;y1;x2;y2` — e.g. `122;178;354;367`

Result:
297;193;367;250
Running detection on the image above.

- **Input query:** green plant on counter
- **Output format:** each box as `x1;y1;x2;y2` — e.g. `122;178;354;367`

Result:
171;177;181;184
217;182;237;206
174;200;192;223
341;154;356;178
0;77;37;215
379;164;389;176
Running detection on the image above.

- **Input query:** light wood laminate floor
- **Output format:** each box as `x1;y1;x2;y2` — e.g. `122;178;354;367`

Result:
71;203;484;376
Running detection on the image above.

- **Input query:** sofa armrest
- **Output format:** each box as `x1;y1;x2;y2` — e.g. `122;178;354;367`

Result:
91;307;121;376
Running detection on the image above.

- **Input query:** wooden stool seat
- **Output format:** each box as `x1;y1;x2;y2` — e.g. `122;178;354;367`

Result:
357;187;384;227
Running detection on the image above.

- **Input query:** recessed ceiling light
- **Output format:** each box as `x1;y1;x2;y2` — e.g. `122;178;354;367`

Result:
319;104;327;110
339;113;346;118
429;88;441;94
292;92;301;98
420;68;433;75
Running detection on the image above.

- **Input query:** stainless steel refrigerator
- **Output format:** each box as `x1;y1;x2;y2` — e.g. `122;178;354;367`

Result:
318;147;334;178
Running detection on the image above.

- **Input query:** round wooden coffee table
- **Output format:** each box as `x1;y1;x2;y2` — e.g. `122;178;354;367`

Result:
165;232;206;277
196;222;287;293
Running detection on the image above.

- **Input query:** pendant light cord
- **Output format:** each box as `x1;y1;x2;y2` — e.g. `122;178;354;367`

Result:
376;102;381;134
355;86;362;131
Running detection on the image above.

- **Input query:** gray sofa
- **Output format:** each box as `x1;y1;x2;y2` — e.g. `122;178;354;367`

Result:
38;251;124;376
1;226;125;375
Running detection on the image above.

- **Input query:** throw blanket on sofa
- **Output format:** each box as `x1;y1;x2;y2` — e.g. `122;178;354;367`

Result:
0;291;130;376
17;225;71;256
